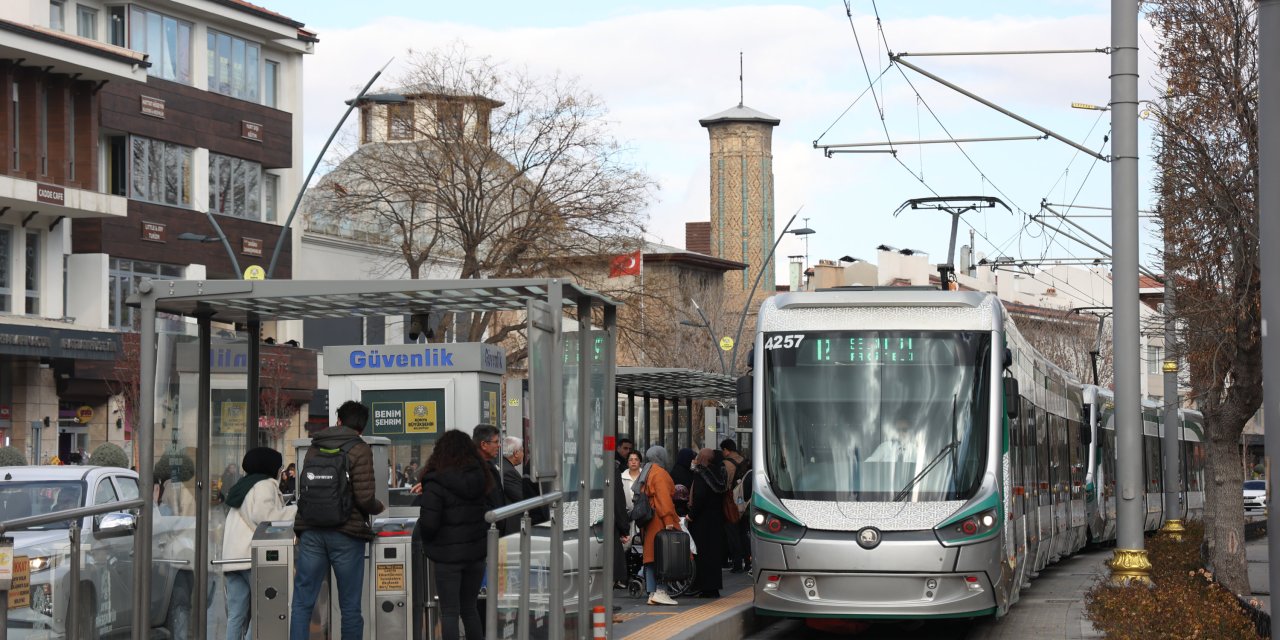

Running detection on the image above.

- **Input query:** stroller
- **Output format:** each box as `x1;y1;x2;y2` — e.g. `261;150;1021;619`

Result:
622;532;695;598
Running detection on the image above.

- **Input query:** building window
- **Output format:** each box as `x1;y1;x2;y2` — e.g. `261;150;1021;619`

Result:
0;226;10;313
360;106;373;143
264;60;279;108
108;6;125;46
39;85;48;175
263;173;279;221
108;258;183;330
388;103;414;140
130;135;193;207
50;1;65;31
207;29;260;102
209;153;261;220
1147;345;1163;375
76;5;97;39
24;231;39;315
106;134;127;196
437;100;463;140
129;7;192;85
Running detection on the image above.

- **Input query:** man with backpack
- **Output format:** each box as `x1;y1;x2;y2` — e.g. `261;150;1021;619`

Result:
290;401;385;640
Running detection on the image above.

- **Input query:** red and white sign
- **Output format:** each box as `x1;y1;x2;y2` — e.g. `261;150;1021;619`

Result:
0;405;10;421
35;183;65;206
141;221;166;243
241;121;263;142
608;250;642;278
140;95;165;118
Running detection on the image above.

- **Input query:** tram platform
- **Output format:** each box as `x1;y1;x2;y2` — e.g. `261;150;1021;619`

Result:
608;569;761;640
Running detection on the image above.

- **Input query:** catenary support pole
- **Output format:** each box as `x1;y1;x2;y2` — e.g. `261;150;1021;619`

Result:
1108;0;1151;584
1159;279;1185;540
1257;0;1280;613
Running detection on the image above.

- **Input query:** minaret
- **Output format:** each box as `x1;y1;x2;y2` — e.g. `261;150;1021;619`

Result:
699;101;779;306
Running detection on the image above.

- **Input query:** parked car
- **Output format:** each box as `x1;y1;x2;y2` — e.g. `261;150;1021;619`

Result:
0;466;185;638
1244;479;1267;514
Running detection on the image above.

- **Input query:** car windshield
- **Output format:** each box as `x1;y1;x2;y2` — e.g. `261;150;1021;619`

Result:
763;330;991;502
1244;481;1266;491
0;481;84;529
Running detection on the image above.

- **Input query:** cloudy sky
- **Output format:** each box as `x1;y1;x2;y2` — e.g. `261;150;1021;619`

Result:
267;0;1166;293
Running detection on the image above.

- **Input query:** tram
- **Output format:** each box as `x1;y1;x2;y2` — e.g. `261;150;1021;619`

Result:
742;288;1205;621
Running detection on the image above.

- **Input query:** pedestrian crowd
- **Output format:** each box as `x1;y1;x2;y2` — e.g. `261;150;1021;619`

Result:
613;436;752;606
211;398;746;639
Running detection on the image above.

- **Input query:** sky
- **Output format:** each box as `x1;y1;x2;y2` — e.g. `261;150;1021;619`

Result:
266;0;1166;297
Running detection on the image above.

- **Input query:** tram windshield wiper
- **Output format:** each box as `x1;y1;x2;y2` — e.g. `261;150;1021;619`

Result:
893;441;959;502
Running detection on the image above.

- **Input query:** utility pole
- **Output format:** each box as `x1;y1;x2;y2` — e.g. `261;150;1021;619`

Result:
1159;278;1184;540
1108;0;1150;584
1257;0;1279;611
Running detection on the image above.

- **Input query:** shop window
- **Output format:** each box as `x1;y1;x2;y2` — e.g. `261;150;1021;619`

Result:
130;135;193;207
128;7;192;85
208;153;261;220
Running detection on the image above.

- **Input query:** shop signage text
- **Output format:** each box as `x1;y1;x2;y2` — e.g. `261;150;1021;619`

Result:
0;327;120;361
140;95;165;118
142;221;166;243
35;183;65;206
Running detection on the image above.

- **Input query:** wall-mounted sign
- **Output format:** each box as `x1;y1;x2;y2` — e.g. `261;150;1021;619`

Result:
35;183;65;206
364;388;446;440
0;406;9;420
76;406;94;424
243;265;265;281
0;326;120;361
242;237;263;257
241;120;263;142
140;95;165;118
324;343;507;376
141;221;166;243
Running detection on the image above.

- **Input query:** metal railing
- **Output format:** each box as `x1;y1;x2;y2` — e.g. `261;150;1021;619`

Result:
483;491;563;640
0;498;145;640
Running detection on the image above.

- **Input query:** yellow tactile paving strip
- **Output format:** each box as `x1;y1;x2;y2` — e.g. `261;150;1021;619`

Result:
619;587;753;640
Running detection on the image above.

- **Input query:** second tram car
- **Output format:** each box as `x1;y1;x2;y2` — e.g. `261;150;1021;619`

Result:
743;288;1205;620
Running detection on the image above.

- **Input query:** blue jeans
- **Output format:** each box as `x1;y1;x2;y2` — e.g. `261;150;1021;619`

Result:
643;563;670;595
225;570;251;640
290;529;368;640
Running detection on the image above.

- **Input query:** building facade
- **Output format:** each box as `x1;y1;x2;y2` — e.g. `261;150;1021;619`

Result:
0;0;316;465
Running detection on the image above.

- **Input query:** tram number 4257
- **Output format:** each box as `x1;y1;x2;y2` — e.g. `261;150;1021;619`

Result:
763;334;805;350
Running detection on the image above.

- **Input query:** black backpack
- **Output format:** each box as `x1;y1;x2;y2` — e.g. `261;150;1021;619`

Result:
297;439;359;528
628;463;655;525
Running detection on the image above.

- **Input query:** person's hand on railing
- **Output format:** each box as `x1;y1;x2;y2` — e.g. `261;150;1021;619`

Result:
410;482;422;494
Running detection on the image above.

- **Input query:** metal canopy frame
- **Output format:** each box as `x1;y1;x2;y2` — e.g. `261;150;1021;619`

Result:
127;278;618;640
616;367;736;400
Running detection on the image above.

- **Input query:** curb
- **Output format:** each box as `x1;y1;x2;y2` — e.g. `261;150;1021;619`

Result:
668;599;774;640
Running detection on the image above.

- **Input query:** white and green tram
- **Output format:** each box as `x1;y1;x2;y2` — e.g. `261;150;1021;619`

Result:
742;288;1204;621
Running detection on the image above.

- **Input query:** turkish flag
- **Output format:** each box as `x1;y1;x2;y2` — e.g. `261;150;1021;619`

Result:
608;250;642;277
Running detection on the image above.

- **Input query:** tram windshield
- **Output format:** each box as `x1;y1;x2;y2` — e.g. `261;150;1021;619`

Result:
762;330;991;502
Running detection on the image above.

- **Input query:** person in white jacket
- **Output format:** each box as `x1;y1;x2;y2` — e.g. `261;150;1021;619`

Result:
220;447;296;640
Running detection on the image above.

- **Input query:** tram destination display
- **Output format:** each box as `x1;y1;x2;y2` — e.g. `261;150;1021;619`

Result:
763;331;982;366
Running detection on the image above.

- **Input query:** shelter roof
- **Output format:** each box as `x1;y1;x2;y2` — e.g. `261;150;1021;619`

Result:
128;278;616;323
616;367;736;400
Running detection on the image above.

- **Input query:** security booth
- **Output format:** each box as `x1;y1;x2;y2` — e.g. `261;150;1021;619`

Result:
323;342;508;515
127;279;618;640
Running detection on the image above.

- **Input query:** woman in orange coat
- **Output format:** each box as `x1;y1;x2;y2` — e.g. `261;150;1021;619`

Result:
641;445;681;605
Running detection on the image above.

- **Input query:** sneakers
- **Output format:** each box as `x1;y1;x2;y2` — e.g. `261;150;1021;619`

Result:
647;589;678;606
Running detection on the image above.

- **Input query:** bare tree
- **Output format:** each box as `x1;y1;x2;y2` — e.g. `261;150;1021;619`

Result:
258;355;299;448
306;44;655;356
1011;309;1114;388
1148;0;1260;594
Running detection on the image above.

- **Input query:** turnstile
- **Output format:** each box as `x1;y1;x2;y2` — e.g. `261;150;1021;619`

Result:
366;518;417;637
250;521;298;637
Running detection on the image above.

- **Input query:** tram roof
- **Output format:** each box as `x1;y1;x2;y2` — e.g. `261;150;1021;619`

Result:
128;278;617;323
616;367;737;400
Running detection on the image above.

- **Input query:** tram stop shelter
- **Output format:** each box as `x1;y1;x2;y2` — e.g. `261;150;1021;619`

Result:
615;367;739;453
126;278;619;640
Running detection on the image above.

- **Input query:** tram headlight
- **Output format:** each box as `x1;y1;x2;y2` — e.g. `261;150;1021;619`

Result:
750;506;806;545
934;507;1000;547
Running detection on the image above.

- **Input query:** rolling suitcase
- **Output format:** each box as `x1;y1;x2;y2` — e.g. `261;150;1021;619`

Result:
654;529;693;582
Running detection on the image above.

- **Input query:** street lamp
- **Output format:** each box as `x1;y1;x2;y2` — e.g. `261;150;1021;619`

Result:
265;61;405;279
178;232;240;275
728;210;814;374
683;298;726;374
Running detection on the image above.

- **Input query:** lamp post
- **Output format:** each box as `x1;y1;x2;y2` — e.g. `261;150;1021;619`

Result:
682;298;726;374
265;62;405;279
177;232;240;275
728;210;814;374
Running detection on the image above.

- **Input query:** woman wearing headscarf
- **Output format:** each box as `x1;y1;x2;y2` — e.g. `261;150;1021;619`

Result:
670;448;696;518
221;447;296;640
417;430;492;640
640;445;681;606
687;448;728;597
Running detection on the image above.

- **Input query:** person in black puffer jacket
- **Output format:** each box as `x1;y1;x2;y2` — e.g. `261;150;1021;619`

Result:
417;430;492;640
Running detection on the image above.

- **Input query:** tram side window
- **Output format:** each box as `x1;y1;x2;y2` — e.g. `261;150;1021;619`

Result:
1143;435;1162;492
1037;407;1052;496
1102;428;1117;495
1054;415;1070;492
1186;442;1205;491
1009;397;1022;496
1067;418;1084;491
